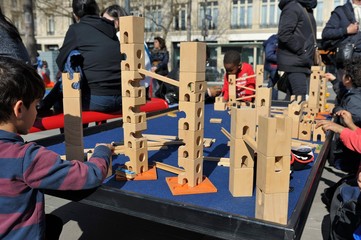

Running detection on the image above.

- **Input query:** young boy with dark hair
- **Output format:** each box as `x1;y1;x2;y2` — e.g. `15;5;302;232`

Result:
0;56;113;239
221;50;255;102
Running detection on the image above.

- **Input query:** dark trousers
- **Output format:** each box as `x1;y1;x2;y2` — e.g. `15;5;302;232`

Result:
285;72;310;101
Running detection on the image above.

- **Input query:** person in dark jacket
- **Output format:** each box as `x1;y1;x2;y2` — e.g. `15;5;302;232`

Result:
38;0;122;114
151;36;170;99
322;0;361;79
263;34;278;100
277;0;317;100
0;7;31;65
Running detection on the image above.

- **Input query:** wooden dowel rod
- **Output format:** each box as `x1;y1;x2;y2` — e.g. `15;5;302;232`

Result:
153;161;184;175
243;135;257;151
221;127;231;140
138;68;179;87
236;95;256;101
235;74;256;81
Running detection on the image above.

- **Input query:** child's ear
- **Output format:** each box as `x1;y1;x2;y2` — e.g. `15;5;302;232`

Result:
13;100;24;119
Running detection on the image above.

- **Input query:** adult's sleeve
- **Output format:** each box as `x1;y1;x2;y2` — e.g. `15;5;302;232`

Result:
278;6;303;55
322;9;348;41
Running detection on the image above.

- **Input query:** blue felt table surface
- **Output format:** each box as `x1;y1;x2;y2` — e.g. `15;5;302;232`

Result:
46;104;317;220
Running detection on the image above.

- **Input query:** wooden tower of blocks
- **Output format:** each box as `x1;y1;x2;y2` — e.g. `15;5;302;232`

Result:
255;115;292;224
285;96;303;139
63;72;84;161
255;65;271;119
119;16;148;174
177;42;207;187
229;105;257;197
228;74;237;106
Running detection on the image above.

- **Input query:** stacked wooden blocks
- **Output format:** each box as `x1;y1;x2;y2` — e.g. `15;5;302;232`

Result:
119;16;148;174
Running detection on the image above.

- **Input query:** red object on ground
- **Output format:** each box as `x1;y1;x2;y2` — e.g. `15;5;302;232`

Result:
30;98;169;133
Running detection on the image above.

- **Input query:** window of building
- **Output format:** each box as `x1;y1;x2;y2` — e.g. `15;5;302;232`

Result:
174;3;187;31
47;15;55;35
11;0;17;8
314;0;323;26
198;1;218;30
144;5;162;32
333;0;347;7
231;0;253;29
260;0;279;28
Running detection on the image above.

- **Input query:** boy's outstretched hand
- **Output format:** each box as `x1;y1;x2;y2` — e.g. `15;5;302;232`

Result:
95;143;115;153
316;120;345;134
335;110;357;131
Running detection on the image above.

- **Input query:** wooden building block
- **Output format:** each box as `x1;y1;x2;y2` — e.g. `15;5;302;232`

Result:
179;81;206;97
178;129;204;144
122;85;145;99
229;167;254;197
255;87;271;108
62;72;81;98
179;42;206;73
179;101;204;120
123;122;147;136
255;65;264;89
179;72;206;83
256;152;290;194
118;16;144;44
122;98;145;114
121;44;144;71
124;136;148;155
178;157;203;187
121;70;144;86
124;148;149;173
312;121;326;142
308;69;321;109
257;115;292;157
214;96;227;111
178;114;204;131
228;74;237;104
123;111;146;125
255;187;288;224
230;106;257;139
230;136;255;168
298;120;312;141
179;92;204;103
178;144;203;160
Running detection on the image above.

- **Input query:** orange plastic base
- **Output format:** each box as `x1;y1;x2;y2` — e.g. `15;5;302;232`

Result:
166;176;217;195
115;165;157;181
134;166;158;181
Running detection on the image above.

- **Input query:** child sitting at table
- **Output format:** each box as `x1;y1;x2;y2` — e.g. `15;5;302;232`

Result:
316;111;361;240
221;50;255;102
0;56;113;239
324;57;361;173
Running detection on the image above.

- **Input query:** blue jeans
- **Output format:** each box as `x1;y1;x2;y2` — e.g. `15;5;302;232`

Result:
82;94;122;112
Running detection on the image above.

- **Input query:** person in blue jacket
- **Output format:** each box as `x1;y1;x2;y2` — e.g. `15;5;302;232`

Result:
263;34;278;100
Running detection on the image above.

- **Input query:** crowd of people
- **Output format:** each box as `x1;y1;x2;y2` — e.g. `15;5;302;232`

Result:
1;0;361;239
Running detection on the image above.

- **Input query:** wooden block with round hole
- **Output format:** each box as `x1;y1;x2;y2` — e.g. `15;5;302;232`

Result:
120;44;144;71
230;136;254;168
118;16;144;44
177;157;203;187
124;148;148;174
230;105;257;139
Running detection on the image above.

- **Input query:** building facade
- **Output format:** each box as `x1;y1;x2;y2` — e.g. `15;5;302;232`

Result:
1;0;349;79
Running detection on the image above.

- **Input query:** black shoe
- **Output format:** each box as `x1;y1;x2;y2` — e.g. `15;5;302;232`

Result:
321;186;336;212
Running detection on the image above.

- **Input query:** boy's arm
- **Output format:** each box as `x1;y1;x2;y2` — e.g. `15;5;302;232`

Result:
340;127;361;154
23;144;111;190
